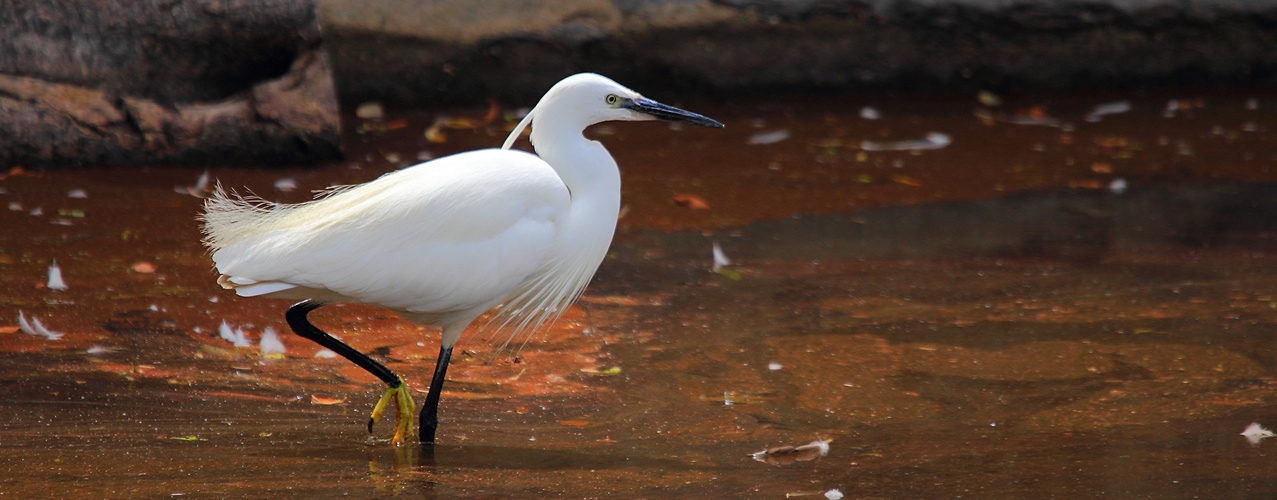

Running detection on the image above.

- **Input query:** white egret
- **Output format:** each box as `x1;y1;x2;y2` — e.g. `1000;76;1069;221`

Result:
200;73;723;446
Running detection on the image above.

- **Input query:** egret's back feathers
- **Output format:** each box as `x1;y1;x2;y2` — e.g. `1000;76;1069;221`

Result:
202;149;584;345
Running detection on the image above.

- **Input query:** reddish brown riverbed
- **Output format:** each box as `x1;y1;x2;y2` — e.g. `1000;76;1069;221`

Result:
2;87;1277;497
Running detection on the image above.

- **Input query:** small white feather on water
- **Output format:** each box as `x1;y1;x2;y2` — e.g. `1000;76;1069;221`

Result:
314;349;337;359
1085;101;1131;122
712;242;732;272
1242;422;1275;445
175;170;211;197
748;129;791;145
259;327;287;356
18;311;64;340
862;132;951;151
860;106;881;120
67;189;88;199
47;261;68;291
218;320;252;347
824;489;844;500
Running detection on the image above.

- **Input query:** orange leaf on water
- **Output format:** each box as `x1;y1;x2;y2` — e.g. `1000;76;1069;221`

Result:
310;395;347;405
132;262;156;273
671;194;710;209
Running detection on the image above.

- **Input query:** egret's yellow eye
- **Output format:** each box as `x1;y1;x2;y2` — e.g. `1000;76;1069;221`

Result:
605;94;619;106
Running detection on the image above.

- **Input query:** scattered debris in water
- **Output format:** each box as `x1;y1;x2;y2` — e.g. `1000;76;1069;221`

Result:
862;132;950;151
355;101;385;121
310;395;346;405
314;349;337;359
1242;422;1274;445
17;311;63;340
768;361;783;371
273;178;298;192
751;438;830;465
671;194;710;209
859;106;881;120
784;489;844;499
1109;178;1128;195
259;327;286;357
175;170;211;197
978;90;1002;106
1085;101;1132;122
86;345;117;355
46;261;67;290
748;129;791;145
712;242;732;272
67;189;87;199
218;321;252;348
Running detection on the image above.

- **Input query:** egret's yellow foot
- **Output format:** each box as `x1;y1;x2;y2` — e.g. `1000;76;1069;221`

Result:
368;379;416;446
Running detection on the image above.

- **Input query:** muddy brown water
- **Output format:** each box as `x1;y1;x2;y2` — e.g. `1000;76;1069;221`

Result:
2;88;1277;497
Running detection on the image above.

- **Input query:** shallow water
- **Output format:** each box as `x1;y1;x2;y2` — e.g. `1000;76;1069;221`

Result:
2;88;1277;497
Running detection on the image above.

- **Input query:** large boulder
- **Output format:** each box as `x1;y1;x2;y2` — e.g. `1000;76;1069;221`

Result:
317;0;1277;104
0;0;342;167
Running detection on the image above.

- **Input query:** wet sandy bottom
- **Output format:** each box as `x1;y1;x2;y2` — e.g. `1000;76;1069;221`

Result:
2;89;1277;497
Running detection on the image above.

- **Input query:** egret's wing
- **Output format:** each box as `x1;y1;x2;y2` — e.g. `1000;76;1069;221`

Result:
203;149;570;315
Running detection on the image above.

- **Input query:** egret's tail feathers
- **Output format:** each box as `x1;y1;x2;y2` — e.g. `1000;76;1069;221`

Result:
200;184;281;251
217;275;298;297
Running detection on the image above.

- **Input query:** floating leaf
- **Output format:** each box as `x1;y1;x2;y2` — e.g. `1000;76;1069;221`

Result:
671;194;710;209
717;268;742;280
751;438;831;466
891;174;922;186
311;395;347;405
559;420;590;426
747;129;791;145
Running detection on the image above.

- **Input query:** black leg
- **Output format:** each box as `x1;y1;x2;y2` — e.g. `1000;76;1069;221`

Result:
419;345;454;445
285;300;402;388
286;299;411;436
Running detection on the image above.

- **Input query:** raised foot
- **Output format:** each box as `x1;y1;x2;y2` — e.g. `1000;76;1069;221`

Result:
368;379;416;446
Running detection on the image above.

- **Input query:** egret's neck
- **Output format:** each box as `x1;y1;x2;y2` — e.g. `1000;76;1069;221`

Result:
530;122;621;207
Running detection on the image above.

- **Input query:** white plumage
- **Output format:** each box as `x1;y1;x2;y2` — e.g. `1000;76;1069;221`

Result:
200;73;722;445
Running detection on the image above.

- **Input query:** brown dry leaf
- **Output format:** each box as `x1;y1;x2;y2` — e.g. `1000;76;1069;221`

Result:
559;420;590;426
424;123;448;143
751;439;830;466
310;395;347;405
671;194;710;209
132;262;156;273
891;174;922;186
1017;106;1049;119
1067;179;1103;189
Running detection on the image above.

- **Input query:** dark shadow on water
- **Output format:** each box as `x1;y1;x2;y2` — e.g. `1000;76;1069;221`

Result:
634;183;1277;263
254;442;694;471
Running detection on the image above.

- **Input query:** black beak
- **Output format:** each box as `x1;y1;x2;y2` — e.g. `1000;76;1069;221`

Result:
623;97;724;128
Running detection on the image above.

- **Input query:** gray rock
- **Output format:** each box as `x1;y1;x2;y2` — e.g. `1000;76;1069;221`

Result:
0;0;341;167
317;0;1277;104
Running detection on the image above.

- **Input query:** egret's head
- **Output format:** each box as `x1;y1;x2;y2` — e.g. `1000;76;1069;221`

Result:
541;73;724;129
